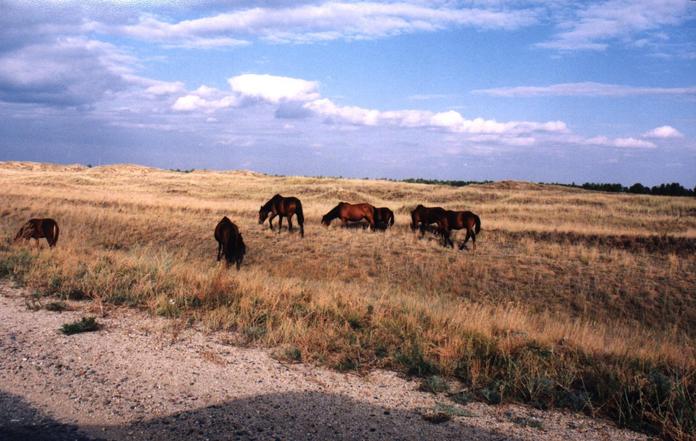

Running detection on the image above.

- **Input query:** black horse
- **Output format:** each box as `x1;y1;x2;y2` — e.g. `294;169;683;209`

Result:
374;207;395;230
214;217;246;270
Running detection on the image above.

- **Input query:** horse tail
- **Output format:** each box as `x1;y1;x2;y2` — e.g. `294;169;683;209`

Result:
296;201;305;237
52;221;60;246
474;214;481;234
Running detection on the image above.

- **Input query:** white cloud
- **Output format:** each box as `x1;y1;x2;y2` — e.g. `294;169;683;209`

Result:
228;74;320;103
474;82;696;97
643;125;684;139
171;73;320;112
303;98;568;135
165;72;572;144
111;2;539;46
585;136;656;148
163;37;250;49
614;137;656;148
172;91;240;112
304;99;381;125
145;81;185;96
538;0;692;51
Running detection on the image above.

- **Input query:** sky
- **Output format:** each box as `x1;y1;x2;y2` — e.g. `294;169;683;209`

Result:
0;0;695;186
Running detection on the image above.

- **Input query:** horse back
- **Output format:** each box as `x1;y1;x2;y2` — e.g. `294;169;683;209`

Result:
24;218;56;238
214;217;235;241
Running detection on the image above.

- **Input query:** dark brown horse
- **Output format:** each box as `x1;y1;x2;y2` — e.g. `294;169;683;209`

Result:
440;210;482;250
14;218;59;248
322;202;376;230
259;194;305;237
214;217;246;270
374;207;395;230
410;204;447;235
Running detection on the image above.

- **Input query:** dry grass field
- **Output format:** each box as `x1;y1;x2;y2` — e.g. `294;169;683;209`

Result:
1;161;694;439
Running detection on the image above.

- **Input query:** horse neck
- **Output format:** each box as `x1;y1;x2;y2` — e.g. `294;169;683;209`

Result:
326;204;343;220
261;199;275;214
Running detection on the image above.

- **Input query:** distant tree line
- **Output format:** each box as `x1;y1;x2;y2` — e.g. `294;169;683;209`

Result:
397;178;695;197
398;178;493;187
559;182;695;197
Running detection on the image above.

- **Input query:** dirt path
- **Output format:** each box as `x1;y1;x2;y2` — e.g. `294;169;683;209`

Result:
0;282;647;441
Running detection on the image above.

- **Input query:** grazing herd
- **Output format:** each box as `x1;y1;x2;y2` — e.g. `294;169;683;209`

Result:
12;193;481;271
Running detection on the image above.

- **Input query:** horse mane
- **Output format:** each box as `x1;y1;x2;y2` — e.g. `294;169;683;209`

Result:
260;195;281;213
323;203;344;221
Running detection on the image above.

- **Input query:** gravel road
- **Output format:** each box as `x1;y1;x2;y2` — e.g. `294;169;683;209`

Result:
0;282;648;441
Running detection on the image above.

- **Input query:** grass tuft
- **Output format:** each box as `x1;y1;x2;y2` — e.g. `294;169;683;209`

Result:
60;317;99;335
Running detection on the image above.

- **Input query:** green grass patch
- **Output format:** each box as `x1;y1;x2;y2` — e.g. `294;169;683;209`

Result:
60;317;99;335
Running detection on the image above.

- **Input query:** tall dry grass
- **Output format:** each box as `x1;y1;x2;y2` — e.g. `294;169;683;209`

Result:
0;161;694;439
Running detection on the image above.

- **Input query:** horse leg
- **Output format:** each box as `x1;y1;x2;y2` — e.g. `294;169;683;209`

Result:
277;215;283;233
471;231;476;250
366;213;375;231
460;230;471;251
217;242;222;261
441;228;453;248
268;213;276;231
287;215;294;233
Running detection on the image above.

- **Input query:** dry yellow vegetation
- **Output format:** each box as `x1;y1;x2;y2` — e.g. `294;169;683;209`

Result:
0;161;694;440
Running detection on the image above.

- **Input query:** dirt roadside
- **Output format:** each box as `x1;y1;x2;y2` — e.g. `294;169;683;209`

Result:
0;282;648;441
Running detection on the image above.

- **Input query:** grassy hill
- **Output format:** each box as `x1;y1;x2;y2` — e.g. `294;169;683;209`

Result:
0;162;694;439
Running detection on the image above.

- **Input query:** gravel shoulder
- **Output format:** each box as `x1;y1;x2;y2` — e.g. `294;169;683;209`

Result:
0;282;648;441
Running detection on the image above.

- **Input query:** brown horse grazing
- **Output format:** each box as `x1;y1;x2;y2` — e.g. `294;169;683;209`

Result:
14;218;59;248
440;210;482;250
374;207;395;230
322;202;376;230
214;217;246;270
259;194;305;238
410;204;447;236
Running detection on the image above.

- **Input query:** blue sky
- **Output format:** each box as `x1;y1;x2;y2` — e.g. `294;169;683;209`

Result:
0;1;695;185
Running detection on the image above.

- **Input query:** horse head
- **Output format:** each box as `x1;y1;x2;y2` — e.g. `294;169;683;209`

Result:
321;214;331;226
258;206;269;224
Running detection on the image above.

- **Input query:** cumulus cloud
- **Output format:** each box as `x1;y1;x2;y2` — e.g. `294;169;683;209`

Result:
643;125;684;139
144;81;186;96
168;70;650;152
228;74;320;103
109;2;539;46
585;136;656;148
172;87;240;112
303;98;568;135
474;82;696;97
171;74;320;112
538;0;692;51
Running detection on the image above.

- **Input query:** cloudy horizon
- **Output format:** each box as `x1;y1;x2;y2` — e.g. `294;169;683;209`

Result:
1;0;695;186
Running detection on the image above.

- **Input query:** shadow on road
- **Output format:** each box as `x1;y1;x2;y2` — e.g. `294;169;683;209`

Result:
1;389;521;441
